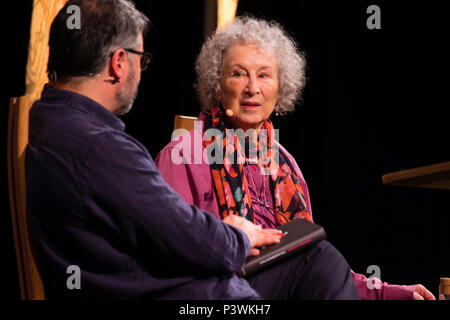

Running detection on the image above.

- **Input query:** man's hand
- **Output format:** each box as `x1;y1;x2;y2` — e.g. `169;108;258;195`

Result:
223;215;282;256
413;284;436;300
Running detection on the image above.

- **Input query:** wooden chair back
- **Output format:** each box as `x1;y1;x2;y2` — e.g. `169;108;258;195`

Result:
7;0;67;300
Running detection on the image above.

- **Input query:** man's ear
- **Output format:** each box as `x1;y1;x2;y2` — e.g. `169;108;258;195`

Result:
109;48;127;82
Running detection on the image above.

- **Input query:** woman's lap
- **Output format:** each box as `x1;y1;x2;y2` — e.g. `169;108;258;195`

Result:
246;240;360;300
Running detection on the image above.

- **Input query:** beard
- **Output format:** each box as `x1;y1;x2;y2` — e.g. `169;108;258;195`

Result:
115;66;138;116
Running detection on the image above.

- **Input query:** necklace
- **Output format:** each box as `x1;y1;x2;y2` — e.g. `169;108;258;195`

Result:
246;163;271;209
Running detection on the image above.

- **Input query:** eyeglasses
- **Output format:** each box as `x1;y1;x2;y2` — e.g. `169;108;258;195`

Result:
123;48;152;71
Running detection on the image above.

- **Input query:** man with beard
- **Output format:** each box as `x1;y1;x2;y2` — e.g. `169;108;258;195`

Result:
26;0;286;299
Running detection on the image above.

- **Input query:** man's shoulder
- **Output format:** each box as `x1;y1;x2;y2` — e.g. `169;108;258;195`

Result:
28;100;140;160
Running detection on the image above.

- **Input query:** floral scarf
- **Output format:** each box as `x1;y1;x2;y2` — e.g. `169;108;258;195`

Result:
203;106;313;226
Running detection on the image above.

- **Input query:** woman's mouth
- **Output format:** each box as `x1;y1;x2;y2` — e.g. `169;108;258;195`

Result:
241;102;261;109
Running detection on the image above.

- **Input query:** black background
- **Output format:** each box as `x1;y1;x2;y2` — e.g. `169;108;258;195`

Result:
3;0;449;300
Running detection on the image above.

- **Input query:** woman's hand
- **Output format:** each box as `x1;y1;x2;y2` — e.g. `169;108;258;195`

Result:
223;215;282;256
413;284;436;300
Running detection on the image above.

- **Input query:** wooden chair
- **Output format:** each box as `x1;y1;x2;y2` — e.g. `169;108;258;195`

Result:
7;0;68;300
173;115;198;139
173;115;198;131
8;97;45;300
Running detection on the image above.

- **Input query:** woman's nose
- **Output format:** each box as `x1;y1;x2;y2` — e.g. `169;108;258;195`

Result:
245;76;260;95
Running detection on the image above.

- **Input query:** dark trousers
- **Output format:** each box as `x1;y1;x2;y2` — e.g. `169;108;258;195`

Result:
247;240;361;300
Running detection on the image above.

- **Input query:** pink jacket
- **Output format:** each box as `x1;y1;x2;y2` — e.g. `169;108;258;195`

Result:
155;120;417;300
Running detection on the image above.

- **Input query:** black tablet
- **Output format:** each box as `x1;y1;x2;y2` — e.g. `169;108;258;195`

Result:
238;218;327;277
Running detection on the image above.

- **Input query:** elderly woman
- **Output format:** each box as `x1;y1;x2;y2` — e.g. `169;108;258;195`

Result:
156;17;434;300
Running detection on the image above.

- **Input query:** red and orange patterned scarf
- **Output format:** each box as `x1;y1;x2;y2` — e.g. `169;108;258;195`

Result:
203;106;313;226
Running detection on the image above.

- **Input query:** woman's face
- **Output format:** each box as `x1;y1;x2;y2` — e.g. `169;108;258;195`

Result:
219;43;278;131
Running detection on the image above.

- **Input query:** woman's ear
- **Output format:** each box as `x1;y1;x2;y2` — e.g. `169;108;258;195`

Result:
274;104;280;116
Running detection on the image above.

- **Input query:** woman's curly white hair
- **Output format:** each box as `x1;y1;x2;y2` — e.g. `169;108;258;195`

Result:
195;16;306;115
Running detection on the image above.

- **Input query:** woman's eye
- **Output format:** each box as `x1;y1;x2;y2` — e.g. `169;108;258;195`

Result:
259;73;269;78
232;71;245;77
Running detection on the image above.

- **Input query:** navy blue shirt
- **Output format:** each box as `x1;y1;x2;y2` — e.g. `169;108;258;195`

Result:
26;85;257;299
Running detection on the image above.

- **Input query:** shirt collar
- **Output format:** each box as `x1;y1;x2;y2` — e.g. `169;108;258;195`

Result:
40;84;126;131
